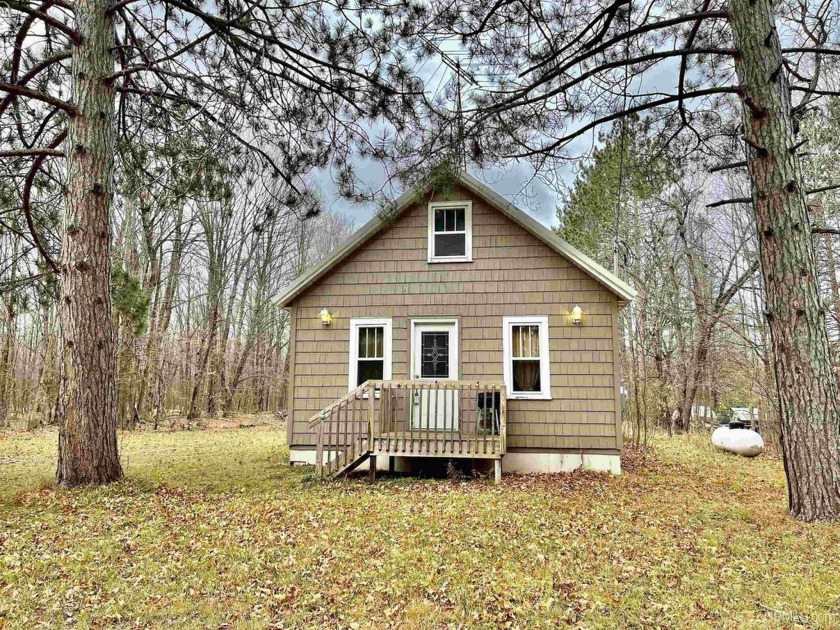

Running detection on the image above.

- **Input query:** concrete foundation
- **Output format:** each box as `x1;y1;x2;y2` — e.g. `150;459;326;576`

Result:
290;449;621;475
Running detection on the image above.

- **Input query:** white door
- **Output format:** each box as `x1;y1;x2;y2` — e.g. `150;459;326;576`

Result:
411;321;459;431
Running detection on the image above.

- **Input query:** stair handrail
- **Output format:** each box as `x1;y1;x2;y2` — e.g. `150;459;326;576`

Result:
306;381;372;429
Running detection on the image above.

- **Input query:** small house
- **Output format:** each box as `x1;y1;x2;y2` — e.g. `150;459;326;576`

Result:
276;172;636;480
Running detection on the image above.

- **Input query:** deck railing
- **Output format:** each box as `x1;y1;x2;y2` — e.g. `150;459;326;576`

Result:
307;381;373;478
373;380;507;457
306;380;507;478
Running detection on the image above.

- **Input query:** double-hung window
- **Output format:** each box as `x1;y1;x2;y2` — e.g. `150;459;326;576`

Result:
503;316;551;399
348;318;392;390
428;201;472;262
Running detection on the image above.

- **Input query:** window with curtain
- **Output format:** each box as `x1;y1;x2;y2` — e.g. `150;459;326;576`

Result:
503;316;551;399
511;325;541;392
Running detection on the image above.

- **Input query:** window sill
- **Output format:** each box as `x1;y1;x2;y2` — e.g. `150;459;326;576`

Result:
507;393;553;401
428;256;473;264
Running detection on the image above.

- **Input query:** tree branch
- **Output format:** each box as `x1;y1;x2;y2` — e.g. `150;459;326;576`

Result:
105;0;141;16
0;147;65;158
499;11;730;108
115;86;300;193
790;87;840;97
0;49;71;118
481;47;736;116
678;0;713;127
808;183;840;195
507;87;739;158
709;160;747;173
715;260;760;311
0;0;82;44
706;197;752;208
782;47;840;56
21;129;66;275
0;82;76;115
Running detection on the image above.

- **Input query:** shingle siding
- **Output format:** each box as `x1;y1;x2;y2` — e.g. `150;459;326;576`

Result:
287;185;622;452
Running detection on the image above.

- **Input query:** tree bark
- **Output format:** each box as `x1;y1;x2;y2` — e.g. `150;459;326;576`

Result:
55;0;123;486
186;301;220;423
0;301;15;427
730;0;840;521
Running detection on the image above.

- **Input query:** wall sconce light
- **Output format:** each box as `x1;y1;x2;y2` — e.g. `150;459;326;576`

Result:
571;305;583;326
319;308;333;327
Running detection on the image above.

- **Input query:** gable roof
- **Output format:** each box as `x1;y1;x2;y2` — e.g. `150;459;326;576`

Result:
276;171;637;307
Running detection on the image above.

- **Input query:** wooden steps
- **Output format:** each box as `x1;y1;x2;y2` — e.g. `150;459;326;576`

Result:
325;439;371;477
308;380;507;481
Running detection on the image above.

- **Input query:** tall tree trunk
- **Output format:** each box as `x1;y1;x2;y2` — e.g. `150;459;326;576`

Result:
677;329;712;434
56;0;123;486
731;0;840;521
221;336;258;417
0;301;14;427
137;209;183;424
34;303;55;420
186;301;220;423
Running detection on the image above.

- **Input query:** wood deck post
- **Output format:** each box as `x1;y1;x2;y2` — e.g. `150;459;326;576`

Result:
494;458;501;484
369;455;377;483
316;421;324;478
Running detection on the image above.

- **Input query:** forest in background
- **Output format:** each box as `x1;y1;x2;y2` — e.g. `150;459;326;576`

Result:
3;96;838;441
0;156;355;430
1;100;839;446
557;101;840;445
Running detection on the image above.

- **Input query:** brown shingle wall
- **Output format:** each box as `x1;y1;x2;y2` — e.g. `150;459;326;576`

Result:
287;186;620;451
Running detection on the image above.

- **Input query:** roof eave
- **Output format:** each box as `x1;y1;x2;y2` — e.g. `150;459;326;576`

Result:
274;170;638;307
274;186;418;307
455;172;638;303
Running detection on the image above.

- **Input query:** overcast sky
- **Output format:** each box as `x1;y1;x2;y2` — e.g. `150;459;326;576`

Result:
306;26;693;234
310;160;572;231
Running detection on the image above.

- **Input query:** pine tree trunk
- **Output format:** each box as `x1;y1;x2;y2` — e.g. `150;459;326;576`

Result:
730;0;840;521
55;0;123;486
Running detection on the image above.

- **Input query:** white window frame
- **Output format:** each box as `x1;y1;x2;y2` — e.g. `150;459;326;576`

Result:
427;201;473;263
348;318;393;392
502;315;552;400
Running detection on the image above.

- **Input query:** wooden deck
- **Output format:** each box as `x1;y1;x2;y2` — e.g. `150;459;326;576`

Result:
371;432;504;458
307;380;507;480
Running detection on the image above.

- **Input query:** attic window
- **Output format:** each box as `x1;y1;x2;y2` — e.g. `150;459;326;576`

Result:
428;201;472;263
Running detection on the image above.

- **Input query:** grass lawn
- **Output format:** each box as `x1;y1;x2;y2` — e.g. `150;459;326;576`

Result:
1;422;839;629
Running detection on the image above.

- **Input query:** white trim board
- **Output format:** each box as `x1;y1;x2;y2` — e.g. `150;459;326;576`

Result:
427;200;473;263
502;315;552;400
348;318;392;391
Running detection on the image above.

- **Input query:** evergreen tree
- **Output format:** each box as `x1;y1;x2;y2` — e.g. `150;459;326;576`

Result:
555;115;669;269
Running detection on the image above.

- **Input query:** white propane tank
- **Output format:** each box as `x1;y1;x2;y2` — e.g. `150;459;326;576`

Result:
712;424;764;457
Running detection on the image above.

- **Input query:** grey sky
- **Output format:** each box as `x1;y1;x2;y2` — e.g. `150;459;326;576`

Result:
308;27;692;233
311;161;567;231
